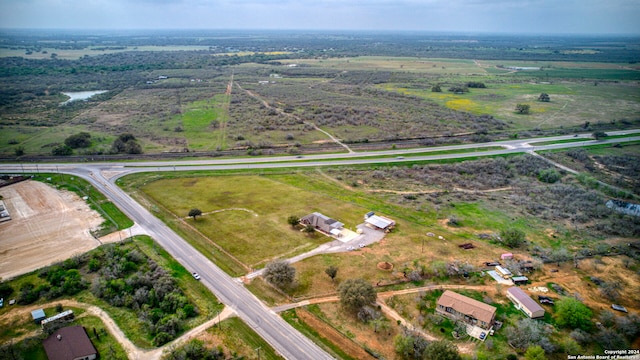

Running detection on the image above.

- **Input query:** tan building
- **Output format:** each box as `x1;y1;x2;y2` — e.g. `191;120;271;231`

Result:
436;290;496;330
506;287;545;318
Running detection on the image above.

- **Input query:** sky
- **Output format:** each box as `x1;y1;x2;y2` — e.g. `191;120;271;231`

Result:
1;0;639;35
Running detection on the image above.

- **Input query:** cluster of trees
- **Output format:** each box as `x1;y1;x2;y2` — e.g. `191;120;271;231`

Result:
111;133;142;154
394;331;461;360
17;257;89;304
515;103;530;114
89;243;197;345
64;132;92;148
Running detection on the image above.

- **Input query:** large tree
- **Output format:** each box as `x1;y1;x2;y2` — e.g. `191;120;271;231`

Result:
64;132;92;149
500;228;526;248
188;208;202;220
421;340;461;360
325;266;338;282
263;260;296;288
555;297;592;331
538;93;550;102
338;278;376;311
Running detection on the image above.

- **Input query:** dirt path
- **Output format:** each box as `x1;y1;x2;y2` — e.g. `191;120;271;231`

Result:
0;300;235;360
183;207;258;220
235;82;354;153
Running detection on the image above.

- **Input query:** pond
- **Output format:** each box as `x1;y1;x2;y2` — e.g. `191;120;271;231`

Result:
60;90;108;105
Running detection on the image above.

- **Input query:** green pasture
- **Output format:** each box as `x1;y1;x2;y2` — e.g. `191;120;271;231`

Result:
280;56;484;75
383;80;640;130
0;45;214;60
178;95;229;151
139;175;366;267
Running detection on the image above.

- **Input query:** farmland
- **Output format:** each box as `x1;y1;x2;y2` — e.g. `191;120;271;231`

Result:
1;30;640;360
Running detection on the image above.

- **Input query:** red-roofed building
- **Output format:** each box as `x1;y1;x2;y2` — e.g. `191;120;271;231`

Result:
42;326;97;360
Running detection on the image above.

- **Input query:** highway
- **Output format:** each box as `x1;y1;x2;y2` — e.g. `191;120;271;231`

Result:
1;130;639;359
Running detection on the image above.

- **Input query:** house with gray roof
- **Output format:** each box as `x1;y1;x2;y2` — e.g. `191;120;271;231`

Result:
300;212;344;235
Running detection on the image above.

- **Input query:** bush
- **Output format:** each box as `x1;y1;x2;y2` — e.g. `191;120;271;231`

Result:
500;228;526;248
51;144;73;156
64;132;91;148
538;168;561;183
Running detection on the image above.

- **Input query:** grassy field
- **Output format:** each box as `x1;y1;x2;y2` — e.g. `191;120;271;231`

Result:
205;317;283;360
383;80;640;130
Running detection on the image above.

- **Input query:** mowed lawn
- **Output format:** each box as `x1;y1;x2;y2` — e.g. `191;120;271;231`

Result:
140;175;367;267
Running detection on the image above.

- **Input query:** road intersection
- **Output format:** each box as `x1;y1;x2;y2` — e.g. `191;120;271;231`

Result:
1;130;638;359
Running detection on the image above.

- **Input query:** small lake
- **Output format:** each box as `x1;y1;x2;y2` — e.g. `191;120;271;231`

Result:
60;90;108;105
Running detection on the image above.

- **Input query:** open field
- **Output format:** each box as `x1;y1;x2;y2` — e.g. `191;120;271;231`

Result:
3;50;639;157
0;180;104;279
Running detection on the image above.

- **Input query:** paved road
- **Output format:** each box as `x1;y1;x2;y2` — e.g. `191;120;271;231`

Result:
1;130;638;359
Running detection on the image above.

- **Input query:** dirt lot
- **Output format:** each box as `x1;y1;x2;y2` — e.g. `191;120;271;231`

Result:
0;180;104;279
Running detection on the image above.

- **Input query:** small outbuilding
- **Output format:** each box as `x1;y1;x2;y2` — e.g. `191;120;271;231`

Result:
43;325;97;360
501;253;514;260
31;309;46;324
506;287;545;318
364;215;395;231
495;265;512;279
512;276;529;285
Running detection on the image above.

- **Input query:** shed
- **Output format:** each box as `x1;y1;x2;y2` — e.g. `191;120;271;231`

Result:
501;253;513;260
495;265;512;279
31;309;46;324
512;276;529;285
364;215;395;231
506;287;545;318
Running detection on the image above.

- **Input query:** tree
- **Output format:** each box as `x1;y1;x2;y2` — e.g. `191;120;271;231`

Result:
287;215;300;227
338;278;376;311
325;266;338;282
506;318;551;351
538;168;561;183
500;228;526;248
14;146;24;157
592;131;608;140
51;145;73;156
555;297;592;331
538;93;550;102
263;260;296;288
188;208;202;221
421;340;461;360
524;345;546;360
303;224;315;234
515;103;530;114
64;132;92;148
112;133;143;154
431;84;442;92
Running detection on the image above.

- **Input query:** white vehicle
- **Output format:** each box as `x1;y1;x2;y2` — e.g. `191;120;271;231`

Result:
358;243;365;248
192;272;201;280
346;246;355;251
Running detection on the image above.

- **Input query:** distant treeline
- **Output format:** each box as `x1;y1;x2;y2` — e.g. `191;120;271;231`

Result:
1;29;639;63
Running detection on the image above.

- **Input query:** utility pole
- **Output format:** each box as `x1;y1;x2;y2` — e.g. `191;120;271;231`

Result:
255;346;261;360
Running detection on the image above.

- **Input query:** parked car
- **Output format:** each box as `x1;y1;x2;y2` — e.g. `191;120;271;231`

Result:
192;272;201;280
479;332;486;340
538;296;555;305
358;243;365;248
346;246;355;251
